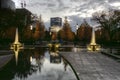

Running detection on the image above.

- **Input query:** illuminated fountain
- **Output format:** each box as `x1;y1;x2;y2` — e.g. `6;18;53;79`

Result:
48;42;61;51
10;28;24;50
10;28;24;64
87;28;100;51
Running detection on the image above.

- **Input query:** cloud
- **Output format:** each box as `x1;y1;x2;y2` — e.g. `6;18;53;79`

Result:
13;0;120;30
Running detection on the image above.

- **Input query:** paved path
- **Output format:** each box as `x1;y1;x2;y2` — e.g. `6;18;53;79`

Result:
0;54;13;68
59;51;120;80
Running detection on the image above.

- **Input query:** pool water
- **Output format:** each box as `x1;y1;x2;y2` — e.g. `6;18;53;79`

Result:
0;48;77;80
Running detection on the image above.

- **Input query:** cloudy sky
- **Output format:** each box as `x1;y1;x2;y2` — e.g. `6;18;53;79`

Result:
13;0;120;31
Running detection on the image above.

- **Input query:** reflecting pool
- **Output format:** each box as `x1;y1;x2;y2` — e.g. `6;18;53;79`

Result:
0;48;77;80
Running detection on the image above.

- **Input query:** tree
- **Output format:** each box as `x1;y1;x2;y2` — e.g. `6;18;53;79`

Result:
92;9;120;42
23;25;33;43
59;17;74;41
39;15;45;40
33;15;45;41
77;20;92;44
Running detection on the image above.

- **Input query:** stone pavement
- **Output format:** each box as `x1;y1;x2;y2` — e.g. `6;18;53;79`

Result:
0;54;13;68
59;51;120;80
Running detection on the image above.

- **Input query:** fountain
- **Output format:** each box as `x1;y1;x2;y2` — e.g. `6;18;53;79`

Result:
87;28;100;51
10;28;24;64
48;42;61;51
10;28;24;50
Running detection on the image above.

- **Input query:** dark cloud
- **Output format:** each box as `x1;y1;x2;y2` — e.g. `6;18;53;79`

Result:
47;3;56;7
14;0;120;30
68;15;97;31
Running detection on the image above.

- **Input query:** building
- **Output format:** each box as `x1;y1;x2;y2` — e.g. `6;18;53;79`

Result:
1;0;15;10
50;17;62;32
50;17;62;27
16;8;32;26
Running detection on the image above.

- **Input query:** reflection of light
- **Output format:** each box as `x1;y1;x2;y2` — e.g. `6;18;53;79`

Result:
50;52;59;56
72;47;81;52
13;47;20;65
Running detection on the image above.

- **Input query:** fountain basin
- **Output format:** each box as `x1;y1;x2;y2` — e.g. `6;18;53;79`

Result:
48;42;61;51
87;44;100;51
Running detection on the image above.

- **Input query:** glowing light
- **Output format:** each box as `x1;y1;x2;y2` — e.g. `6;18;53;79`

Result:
48;43;61;51
30;25;33;30
30;56;33;62
10;28;24;65
90;28;96;45
14;48;19;65
87;28;100;51
10;28;24;50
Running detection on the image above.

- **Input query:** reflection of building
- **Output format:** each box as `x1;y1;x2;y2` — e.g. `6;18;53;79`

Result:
1;0;15;10
50;52;61;64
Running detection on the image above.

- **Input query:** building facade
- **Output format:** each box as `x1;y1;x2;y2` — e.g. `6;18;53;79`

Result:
50;17;62;32
16;8;32;26
50;17;62;27
50;17;62;40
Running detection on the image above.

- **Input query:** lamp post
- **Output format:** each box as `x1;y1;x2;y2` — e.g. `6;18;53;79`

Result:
30;25;33;44
74;24;79;46
76;24;79;35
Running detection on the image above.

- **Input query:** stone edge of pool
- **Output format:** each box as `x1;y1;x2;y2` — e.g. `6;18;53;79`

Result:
59;52;80;80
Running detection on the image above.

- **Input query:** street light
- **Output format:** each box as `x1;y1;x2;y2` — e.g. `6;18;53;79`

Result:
76;24;79;35
30;25;33;30
74;24;79;46
30;25;33;44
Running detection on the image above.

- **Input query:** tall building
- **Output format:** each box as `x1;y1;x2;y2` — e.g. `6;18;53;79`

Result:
1;0;15;10
50;17;62;40
50;17;62;27
16;8;32;26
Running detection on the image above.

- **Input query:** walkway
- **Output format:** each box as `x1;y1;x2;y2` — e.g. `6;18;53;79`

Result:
0;54;13;68
59;51;120;80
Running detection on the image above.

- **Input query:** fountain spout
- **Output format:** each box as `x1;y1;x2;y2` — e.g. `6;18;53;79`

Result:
90;28;96;45
10;28;24;49
10;28;24;65
87;28;100;51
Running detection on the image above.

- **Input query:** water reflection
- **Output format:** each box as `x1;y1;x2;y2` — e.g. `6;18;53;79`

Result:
13;47;20;65
0;48;77;80
72;47;81;52
49;51;61;64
